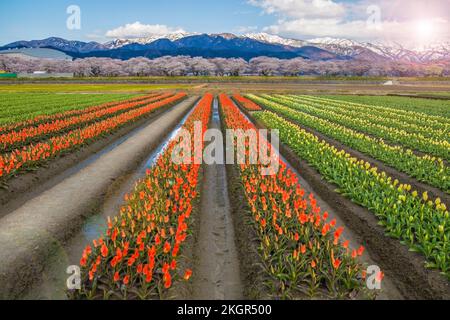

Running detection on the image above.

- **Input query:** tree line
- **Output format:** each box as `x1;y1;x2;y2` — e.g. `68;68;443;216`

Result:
1;55;449;77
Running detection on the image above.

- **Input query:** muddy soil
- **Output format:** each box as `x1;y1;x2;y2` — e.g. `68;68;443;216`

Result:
0;97;198;299
191;99;244;300
234;101;450;300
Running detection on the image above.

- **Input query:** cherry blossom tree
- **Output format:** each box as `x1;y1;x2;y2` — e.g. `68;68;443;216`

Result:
1;53;447;77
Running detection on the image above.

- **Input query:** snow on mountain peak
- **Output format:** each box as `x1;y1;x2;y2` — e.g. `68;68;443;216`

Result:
244;32;306;47
307;37;362;47
105;32;195;49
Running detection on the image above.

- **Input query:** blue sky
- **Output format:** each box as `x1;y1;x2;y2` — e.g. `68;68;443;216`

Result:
1;0;449;45
0;0;271;43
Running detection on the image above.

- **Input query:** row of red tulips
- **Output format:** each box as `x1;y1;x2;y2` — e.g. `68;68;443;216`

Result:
233;94;262;111
0;93;187;181
219;94;373;299
74;94;213;299
0;93;162;134
0;93;174;153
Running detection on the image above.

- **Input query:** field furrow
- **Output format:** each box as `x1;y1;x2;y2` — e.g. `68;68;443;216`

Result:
255;94;450;161
219;94;371;299
251;109;449;277
0;93;187;182
0;93;174;153
285;95;449;141
74;94;213;299
247;94;450;193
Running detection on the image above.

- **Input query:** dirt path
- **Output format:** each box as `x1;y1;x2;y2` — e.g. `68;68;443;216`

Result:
0;97;198;299
191;99;244;300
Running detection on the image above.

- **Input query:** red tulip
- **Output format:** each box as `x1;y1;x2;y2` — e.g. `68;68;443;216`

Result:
183;269;193;281
101;243;108;258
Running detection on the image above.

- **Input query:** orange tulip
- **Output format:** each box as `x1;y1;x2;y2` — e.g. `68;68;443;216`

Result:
183;269;193;281
357;246;365;256
101;243;108;258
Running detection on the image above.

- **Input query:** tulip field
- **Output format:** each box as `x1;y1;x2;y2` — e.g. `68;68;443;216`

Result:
246;95;449;276
0;92;186;181
0;90;448;301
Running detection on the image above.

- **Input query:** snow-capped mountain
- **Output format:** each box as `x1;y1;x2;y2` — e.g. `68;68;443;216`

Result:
246;33;450;62
305;37;370;58
2;33;449;62
105;32;196;49
244;33;306;48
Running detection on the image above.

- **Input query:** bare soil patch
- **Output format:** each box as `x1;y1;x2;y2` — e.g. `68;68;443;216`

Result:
191;99;244;300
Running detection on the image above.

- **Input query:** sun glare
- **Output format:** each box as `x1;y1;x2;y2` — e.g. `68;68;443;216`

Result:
416;20;434;39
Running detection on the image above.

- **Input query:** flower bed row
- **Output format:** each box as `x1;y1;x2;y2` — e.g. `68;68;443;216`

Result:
299;95;450;130
0;93;174;153
258;94;449;161
247;95;449;193
0;94;139;123
219;94;370;299
232;94;262;111
73;94;213;300
286;95;449;141
252;109;449;277
0;93;162;134
0;93;187;181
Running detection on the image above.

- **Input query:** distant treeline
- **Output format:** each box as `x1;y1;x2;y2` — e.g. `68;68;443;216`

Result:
1;55;449;77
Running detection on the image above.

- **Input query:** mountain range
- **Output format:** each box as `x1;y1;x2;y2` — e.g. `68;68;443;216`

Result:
1;32;449;62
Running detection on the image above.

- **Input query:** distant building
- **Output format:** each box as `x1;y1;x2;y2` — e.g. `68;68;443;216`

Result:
382;80;400;86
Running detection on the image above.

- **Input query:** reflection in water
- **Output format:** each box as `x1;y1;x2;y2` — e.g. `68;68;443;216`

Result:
142;103;196;171
82;215;108;241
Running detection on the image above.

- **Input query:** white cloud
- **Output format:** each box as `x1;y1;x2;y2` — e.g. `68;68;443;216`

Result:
263;17;449;43
263;18;387;40
105;22;186;39
248;0;345;19
250;0;450;43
